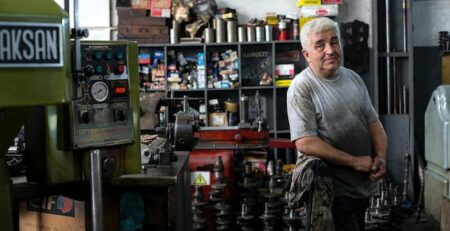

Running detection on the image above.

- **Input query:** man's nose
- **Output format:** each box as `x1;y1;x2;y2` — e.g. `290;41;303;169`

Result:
324;43;335;54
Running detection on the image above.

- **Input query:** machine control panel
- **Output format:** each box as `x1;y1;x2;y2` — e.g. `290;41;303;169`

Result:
71;43;134;149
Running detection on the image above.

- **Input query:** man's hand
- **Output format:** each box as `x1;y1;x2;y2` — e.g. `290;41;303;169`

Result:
369;157;386;181
352;156;374;172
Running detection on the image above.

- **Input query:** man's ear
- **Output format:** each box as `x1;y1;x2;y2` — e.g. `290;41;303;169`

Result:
302;50;310;62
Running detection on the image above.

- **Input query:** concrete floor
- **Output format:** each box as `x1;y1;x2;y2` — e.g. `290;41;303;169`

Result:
400;213;440;231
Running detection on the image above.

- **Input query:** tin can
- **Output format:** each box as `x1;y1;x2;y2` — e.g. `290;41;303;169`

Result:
170;29;178;44
204;28;215;43
215;18;226;43
247;27;256;42
238;26;247;42
265;25;273;42
256;26;265;42
227;20;237;42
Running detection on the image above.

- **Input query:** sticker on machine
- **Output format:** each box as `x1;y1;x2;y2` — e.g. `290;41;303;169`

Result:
191;171;210;185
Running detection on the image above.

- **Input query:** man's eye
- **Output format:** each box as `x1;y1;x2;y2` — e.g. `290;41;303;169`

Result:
315;44;325;49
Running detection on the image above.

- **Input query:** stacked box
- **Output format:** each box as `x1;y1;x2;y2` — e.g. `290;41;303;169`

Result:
117;7;169;44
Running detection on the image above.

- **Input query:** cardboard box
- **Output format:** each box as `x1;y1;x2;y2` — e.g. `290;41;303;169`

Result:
131;0;150;9
19;196;86;231
322;0;342;4
208;112;228;127
296;0;321;7
117;8;167;26
118;25;168;38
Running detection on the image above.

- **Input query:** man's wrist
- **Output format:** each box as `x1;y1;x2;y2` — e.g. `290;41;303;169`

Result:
375;156;386;165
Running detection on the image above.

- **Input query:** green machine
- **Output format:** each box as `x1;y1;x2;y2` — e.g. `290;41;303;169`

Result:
0;1;141;230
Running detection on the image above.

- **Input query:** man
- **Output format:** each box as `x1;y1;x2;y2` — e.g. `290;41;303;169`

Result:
287;17;387;231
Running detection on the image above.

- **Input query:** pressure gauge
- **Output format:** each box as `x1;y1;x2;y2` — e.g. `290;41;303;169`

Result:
90;81;109;102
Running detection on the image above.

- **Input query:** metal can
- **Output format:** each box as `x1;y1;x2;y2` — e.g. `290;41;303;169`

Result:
204;28;215;43
256;26;265;42
215;18;226;43
238;26;247;42
170;28;178;44
227;20;237;42
265;25;273;42
247;26;255;42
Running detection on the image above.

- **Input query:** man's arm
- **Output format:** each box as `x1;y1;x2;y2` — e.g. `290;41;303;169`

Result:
294;136;373;172
368;120;388;181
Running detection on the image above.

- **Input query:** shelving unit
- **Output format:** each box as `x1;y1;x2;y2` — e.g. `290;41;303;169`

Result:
138;40;306;155
372;0;415;199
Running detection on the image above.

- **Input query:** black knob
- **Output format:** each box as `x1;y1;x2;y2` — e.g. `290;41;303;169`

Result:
102;157;116;175
81;111;90;124
84;65;95;76
117;110;125;121
78;28;89;38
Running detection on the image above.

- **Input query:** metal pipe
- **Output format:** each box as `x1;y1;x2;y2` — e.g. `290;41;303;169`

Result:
385;0;392;114
90;149;103;231
402;0;407;52
110;0;118;40
393;56;397;114
403;85;407;113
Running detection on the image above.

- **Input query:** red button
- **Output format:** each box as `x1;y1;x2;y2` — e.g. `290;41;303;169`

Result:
115;87;126;94
117;65;125;74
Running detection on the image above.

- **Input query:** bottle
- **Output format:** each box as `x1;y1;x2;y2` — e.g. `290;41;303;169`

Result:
278;19;287;41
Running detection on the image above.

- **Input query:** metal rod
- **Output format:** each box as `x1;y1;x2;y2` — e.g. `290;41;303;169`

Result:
90;149;103;231
393;55;397;114
402;0;408;52
385;0;392;114
398;86;403;114
403;85;407;114
74;0;81;71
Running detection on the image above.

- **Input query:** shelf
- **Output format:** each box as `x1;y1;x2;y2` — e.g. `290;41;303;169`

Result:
138;41;302;139
206;88;239;91
169;89;205;92
378;52;410;58
241;86;273;90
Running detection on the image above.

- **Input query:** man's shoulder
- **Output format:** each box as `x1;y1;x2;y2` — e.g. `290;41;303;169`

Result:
339;66;362;79
292;68;314;84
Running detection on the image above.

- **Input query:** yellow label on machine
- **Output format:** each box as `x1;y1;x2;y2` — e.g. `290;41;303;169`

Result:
191;171;210;185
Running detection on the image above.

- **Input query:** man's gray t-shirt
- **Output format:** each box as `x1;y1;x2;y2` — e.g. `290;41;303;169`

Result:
287;66;379;198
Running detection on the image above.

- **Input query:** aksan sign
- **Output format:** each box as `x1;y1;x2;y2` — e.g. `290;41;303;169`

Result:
0;22;62;68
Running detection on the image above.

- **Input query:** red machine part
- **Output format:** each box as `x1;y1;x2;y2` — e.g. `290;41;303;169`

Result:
189;150;235;201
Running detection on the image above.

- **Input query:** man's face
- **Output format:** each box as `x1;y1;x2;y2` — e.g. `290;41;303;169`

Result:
303;29;342;78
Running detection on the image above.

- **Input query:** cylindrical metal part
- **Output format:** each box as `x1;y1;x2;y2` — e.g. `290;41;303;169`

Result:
238;26;247;42
204;28;215;43
215;18;226;43
265;25;273;42
385;0;392;114
172;20;179;34
402;0;407;52
170;29;178;44
90;149;103;231
256;26;265;42
227;20;237;43
247;27;255;42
